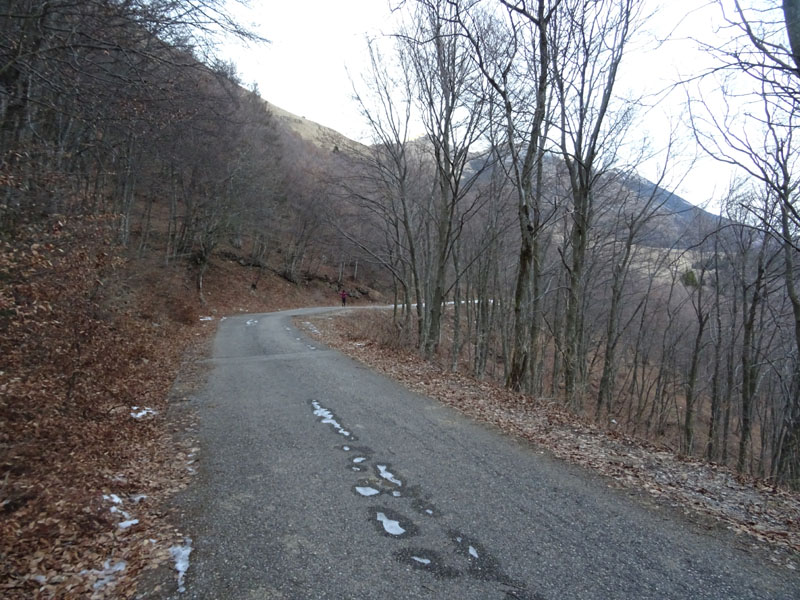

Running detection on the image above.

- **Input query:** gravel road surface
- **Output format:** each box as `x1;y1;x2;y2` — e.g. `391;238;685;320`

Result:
160;308;800;599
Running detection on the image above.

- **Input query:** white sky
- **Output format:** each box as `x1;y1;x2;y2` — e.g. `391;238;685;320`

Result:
221;0;745;212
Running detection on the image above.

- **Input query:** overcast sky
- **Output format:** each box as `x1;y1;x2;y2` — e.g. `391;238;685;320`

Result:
221;0;737;212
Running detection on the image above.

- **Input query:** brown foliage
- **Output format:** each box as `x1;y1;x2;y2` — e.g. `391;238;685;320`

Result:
0;216;199;598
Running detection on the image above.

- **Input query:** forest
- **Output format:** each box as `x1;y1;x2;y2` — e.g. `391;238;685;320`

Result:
329;0;800;488
1;0;799;506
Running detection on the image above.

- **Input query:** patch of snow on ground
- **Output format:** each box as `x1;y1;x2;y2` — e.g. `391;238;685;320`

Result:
110;505;131;519
80;559;127;591
311;401;351;437
199;316;214;321
118;519;139;529
170;538;193;593
377;464;402;486
246;319;258;326
302;321;321;335
130;406;157;419
376;512;405;536
103;494;122;504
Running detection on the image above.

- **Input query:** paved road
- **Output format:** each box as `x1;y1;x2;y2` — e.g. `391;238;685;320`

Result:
162;308;800;599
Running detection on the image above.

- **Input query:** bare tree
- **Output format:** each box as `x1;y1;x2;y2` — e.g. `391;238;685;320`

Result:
550;0;640;407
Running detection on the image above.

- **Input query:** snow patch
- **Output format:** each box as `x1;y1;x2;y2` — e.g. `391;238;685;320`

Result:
118;519;139;530
355;486;380;497
110;505;132;520
130;406;157;419
302;321;321;335
199;316;214;321
412;556;431;565
376;512;405;536
170;538;193;593
80;559;127;591
311;401;351;437
246;319;258;326
377;464;402;486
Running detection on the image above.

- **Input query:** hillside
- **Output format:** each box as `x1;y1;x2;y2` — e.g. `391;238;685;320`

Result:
265;101;366;154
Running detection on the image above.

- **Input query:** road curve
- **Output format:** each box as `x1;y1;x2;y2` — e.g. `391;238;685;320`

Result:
158;308;800;599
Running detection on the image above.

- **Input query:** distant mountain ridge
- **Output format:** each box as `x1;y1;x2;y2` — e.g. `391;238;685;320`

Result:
264;102;724;250
264;101;364;152
622;174;726;249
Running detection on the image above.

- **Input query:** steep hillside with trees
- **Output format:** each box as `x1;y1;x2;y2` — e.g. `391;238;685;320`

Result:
329;0;800;489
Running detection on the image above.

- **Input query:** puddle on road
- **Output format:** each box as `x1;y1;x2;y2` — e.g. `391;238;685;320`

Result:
339;445;373;472
310;399;537;598
450;531;514;585
411;496;438;518
395;548;460;579
376;464;402;486
369;506;417;538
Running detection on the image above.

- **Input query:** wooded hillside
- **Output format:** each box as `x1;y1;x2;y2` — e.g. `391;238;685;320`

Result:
1;0;800;595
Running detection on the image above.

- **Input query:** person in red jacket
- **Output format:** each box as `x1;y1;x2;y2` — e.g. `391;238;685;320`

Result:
340;289;348;306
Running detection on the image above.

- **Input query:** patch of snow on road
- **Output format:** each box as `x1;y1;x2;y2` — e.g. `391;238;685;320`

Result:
170;538;193;593
412;556;431;565
353;457;366;463
311;401;351;437
356;486;380;497
376;512;405;536
302;321;321;335
377;464;402;486
130;406;157;419
246;319;258;326
469;546;479;559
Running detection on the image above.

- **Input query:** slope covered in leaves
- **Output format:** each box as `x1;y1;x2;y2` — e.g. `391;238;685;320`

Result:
0;215;347;598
